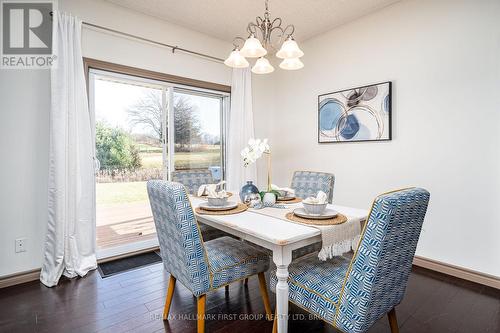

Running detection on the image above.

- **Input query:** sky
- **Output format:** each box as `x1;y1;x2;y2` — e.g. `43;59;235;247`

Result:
93;76;221;137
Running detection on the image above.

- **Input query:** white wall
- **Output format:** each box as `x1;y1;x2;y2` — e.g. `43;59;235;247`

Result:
260;0;500;276
0;0;232;277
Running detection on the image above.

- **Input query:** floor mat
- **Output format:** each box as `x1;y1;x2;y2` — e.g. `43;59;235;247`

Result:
98;251;162;278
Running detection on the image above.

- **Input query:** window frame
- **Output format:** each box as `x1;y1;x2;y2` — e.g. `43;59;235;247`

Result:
87;60;230;182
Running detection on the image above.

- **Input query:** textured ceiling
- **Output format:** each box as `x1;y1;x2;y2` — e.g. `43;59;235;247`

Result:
104;0;402;42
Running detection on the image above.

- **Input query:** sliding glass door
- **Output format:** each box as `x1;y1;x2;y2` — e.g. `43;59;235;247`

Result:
173;90;224;181
89;69;228;258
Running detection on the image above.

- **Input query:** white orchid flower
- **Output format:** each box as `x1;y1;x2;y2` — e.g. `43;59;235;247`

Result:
241;138;271;167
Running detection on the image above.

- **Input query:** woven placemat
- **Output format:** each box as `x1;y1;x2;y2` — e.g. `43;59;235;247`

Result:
195;203;248;215
285;212;347;225
196;192;234;198
276;197;302;204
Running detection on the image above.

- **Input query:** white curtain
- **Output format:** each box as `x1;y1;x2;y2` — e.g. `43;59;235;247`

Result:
40;13;97;287
226;68;257;190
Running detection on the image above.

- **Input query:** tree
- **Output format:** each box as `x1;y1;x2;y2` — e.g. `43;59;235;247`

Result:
126;91;202;146
95;122;141;170
173;95;202;147
127;91;163;142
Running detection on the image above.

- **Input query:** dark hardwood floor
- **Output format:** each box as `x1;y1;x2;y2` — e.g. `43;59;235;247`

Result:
1;264;498;333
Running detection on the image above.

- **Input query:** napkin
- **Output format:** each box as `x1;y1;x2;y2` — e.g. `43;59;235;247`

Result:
303;191;327;204
197;181;227;197
270;184;295;196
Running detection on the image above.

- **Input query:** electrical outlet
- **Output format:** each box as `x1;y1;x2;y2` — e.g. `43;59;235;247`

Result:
15;238;27;253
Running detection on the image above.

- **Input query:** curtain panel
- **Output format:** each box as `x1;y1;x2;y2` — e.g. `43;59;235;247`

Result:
40;12;97;287
226;68;257;190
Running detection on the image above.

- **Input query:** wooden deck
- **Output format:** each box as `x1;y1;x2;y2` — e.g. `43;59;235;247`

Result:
96;200;157;249
96;217;157;249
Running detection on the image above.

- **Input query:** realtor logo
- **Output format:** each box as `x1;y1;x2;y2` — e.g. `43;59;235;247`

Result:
1;0;56;68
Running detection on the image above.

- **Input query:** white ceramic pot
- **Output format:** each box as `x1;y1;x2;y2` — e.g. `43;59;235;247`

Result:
263;192;276;206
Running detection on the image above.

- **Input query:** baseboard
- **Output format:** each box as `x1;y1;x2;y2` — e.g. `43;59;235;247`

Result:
413;256;500;290
2;253;498;290
0;269;41;289
0;246;160;289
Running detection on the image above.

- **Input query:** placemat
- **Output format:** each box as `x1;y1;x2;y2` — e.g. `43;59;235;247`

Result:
195;203;248;215
285;212;347;226
196;192;234;198
276;197;302;204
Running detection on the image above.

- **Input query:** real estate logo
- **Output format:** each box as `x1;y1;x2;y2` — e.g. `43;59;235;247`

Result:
1;0;56;69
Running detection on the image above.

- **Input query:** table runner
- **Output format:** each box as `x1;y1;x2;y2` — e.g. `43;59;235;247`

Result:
248;204;363;260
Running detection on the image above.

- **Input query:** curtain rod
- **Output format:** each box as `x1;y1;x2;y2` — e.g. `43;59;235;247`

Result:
49;12;225;63
82;22;225;63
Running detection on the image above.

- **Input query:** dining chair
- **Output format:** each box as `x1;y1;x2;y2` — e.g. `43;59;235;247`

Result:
171;169;227;241
290;170;335;258
147;180;273;333
271;187;430;333
291;170;335;203
171;169;214;195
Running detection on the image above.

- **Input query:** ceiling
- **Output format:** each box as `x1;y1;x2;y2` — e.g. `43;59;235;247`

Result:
105;0;402;42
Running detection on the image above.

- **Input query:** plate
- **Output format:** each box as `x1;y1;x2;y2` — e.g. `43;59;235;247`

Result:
198;202;238;211
277;196;296;201
199;192;233;198
293;208;338;220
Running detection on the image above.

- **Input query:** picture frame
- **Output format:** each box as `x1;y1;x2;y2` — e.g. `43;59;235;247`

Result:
318;81;392;143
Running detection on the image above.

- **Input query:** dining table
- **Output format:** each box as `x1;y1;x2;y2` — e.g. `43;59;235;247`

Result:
190;194;368;333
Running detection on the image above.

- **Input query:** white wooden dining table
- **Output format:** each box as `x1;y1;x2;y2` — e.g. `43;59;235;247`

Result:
190;195;368;333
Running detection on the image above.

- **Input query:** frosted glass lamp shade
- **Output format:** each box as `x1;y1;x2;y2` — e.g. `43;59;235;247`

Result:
240;35;267;58
224;49;249;68
276;37;304;59
279;57;304;70
251;57;274;74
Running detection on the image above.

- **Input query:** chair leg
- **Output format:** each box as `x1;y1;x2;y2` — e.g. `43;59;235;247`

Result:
257;272;273;321
197;294;206;333
387;308;399;333
244;278;249;285
225;285;229;292
272;309;277;333
163;275;176;320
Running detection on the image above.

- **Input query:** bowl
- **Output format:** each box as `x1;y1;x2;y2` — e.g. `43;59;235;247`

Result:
302;202;327;215
207;196;228;207
276;189;289;198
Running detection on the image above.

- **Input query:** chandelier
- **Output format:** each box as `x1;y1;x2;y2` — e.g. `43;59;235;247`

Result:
224;0;304;74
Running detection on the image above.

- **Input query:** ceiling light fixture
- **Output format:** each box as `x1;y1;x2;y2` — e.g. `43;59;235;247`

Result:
224;0;304;74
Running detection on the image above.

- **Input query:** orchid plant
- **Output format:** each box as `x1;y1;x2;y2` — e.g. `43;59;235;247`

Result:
241;138;273;192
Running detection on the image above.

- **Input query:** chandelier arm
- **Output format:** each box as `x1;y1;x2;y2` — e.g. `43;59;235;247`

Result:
247;21;259;35
274;24;296;46
231;36;246;48
271;17;282;29
282;24;295;38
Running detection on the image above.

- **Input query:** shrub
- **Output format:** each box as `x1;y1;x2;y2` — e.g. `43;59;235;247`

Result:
96;122;142;170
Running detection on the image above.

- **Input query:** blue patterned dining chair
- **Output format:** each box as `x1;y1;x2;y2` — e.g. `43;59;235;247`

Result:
291;170;335;203
271;187;430;333
171;169;214;195
147;180;273;333
171;169;227;241
290;171;336;259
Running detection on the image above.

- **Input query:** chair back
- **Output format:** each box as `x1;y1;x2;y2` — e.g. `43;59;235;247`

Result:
335;187;430;333
171;170;214;195
147;180;210;296
291;171;335;203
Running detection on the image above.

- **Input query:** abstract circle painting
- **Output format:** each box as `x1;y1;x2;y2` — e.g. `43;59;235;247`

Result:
318;82;391;143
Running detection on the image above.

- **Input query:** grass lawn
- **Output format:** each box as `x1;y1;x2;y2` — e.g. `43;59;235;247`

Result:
139;150;221;169
98;147;222;205
96;181;148;205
